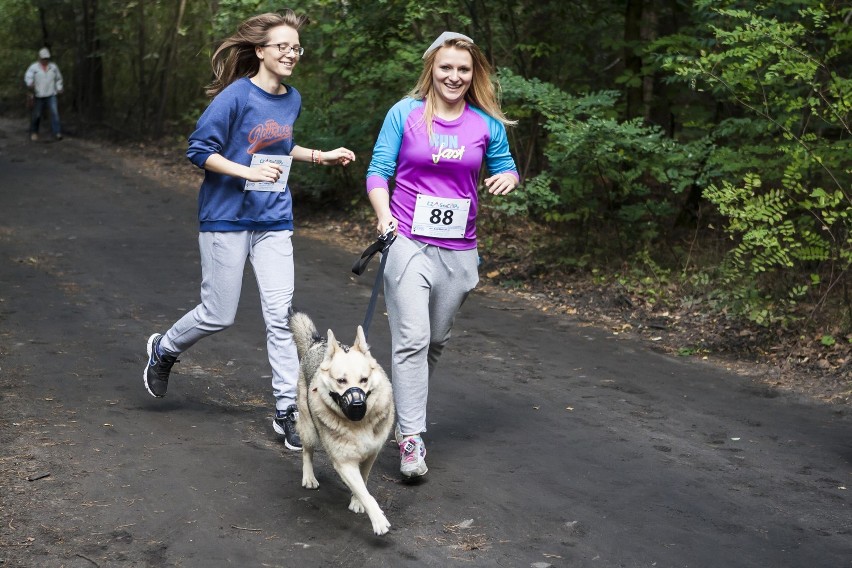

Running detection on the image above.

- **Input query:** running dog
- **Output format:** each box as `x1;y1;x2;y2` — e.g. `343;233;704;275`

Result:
290;310;394;536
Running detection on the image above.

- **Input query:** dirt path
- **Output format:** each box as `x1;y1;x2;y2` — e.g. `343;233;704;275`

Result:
0;119;850;567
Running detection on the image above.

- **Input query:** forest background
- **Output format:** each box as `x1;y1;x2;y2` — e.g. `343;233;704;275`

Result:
0;0;849;400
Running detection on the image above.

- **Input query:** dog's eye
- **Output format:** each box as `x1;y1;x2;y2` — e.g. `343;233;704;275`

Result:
337;378;347;385
360;377;368;384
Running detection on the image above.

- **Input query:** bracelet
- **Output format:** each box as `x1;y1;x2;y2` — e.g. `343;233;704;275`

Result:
311;149;322;165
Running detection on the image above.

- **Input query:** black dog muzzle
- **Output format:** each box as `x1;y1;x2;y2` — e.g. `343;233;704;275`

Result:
330;387;370;421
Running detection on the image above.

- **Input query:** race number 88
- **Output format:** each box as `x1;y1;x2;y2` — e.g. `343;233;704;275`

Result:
430;209;454;225
411;194;469;238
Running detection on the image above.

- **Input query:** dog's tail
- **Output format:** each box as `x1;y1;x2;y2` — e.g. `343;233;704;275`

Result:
288;308;322;360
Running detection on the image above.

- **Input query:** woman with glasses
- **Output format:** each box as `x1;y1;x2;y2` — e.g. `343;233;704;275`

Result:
365;32;519;478
142;10;355;452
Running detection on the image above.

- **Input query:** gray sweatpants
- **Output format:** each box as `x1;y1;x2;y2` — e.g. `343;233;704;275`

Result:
383;235;479;436
160;230;298;410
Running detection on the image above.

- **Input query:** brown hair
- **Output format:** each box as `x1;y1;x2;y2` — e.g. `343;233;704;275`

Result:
206;10;308;97
408;37;516;137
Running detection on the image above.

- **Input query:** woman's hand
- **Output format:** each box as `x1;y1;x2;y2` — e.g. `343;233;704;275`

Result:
484;172;518;195
320;147;356;167
245;162;283;183
204;153;282;183
376;216;397;237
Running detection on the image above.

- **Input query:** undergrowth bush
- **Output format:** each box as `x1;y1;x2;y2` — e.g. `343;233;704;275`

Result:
661;4;851;331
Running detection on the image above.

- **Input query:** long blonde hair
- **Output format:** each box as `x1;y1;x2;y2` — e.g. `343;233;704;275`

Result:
408;37;516;138
206;10;307;97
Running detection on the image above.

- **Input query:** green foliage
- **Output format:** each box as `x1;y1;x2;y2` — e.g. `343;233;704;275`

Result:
490;171;559;218
497;69;707;250
98;1;214;134
0;0;50;105
659;2;852;328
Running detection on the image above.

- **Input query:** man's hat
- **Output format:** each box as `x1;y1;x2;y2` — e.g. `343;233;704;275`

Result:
38;47;51;59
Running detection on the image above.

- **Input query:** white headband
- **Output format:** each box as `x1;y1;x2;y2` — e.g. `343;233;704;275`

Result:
422;31;474;59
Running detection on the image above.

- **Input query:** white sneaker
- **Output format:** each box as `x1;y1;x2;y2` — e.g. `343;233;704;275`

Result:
399;435;428;478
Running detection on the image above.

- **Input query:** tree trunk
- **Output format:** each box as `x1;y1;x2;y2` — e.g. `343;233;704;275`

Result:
624;0;643;120
136;0;147;130
641;3;657;123
39;7;49;47
154;0;187;137
74;0;104;123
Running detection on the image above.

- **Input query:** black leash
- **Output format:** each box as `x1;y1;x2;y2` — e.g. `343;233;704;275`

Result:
351;225;396;340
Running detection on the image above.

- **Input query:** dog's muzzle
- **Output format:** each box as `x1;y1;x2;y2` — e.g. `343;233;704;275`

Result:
329;387;370;421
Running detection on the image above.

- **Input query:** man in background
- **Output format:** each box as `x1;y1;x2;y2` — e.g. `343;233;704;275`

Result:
25;47;64;141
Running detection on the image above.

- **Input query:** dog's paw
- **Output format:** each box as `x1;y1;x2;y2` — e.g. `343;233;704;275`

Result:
302;476;319;489
348;495;365;514
371;514;391;536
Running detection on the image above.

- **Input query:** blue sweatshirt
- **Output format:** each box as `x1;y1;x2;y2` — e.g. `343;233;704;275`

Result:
187;77;301;232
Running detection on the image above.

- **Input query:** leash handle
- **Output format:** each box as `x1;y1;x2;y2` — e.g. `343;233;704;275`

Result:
351;223;396;276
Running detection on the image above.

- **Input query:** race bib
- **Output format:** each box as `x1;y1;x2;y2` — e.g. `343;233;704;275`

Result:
411;194;471;239
244;154;292;192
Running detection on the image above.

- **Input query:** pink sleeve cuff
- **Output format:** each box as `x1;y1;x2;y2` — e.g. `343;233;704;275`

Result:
366;174;389;193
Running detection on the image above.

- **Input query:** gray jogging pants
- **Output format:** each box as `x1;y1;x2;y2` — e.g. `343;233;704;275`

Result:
160;230;298;410
383;235;480;436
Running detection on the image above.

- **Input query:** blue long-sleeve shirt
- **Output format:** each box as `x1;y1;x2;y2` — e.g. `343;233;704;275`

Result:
187;77;301;232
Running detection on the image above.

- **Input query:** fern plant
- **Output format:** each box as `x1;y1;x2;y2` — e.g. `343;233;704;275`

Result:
660;3;851;329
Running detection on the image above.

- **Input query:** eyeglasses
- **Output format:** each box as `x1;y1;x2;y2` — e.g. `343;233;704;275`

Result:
262;43;304;56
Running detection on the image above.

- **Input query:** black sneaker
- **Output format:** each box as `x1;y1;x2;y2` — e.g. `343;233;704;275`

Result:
144;333;178;398
273;405;302;451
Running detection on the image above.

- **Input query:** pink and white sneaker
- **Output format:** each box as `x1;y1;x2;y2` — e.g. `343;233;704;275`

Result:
399;435;428;478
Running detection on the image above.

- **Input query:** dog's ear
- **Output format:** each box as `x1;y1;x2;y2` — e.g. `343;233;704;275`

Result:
321;329;338;371
353;325;370;354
